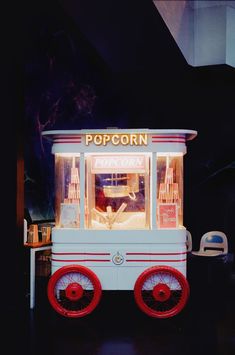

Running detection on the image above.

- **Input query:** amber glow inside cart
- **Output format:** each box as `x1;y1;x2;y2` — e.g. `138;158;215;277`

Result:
42;128;197;318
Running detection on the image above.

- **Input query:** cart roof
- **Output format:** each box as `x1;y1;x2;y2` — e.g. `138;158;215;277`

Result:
42;129;197;141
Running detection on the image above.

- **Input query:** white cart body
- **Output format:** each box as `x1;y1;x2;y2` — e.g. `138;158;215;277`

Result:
43;128;197;318
43;128;197;290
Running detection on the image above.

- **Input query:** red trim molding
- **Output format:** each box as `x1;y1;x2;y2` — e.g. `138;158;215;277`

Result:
126;252;187;256
126;259;187;263
52;252;110;256
152;140;185;143
52;258;110;262
151;135;185;144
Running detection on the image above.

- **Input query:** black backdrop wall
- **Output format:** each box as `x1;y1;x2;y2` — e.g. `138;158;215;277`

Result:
23;0;235;254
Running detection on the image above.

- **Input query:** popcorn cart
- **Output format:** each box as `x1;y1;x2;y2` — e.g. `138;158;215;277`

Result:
42;128;197;318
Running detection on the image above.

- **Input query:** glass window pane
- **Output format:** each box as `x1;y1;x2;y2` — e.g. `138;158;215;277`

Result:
55;154;80;228
157;154;183;228
85;154;150;230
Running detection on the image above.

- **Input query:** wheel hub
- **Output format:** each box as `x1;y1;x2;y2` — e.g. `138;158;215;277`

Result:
65;282;83;301
153;283;171;302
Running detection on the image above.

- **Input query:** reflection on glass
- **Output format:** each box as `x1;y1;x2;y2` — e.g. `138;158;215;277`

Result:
157;154;183;229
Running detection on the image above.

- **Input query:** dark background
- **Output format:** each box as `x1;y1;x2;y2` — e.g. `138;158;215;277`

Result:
23;0;235;252
1;1;233;353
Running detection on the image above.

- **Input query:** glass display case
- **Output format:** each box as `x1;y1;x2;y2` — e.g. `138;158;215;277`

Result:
86;153;150;230
54;151;184;230
55;153;150;230
157;153;183;228
55;154;80;228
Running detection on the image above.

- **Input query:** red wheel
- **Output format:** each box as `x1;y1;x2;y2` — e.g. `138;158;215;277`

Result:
134;266;189;318
47;265;102;318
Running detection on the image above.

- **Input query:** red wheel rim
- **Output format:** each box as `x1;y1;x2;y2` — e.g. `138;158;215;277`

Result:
134;266;189;318
47;265;102;318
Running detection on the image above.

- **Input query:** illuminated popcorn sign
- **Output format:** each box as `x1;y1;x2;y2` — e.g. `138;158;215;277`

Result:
85;133;148;146
91;155;147;173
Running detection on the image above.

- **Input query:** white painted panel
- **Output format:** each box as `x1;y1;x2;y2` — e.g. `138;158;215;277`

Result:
153;0;235;68
194;6;226;66
226;6;235;67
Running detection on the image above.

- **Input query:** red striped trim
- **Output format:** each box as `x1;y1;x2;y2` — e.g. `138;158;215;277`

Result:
54;139;81;141
54;136;82;139
152;135;185;139
126;259;187;262
52;258;186;263
152;140;185;143
54;140;82;143
152;138;185;140
52;258;110;262
126;252;187;256
52;252;110;256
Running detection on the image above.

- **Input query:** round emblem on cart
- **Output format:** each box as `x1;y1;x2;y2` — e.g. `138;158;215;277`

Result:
112;252;124;265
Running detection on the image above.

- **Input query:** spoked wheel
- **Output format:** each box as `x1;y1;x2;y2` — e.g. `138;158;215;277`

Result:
47;265;102;318
134;266;189;318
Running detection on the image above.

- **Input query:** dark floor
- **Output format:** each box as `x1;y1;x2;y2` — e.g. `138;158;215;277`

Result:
14;257;235;355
